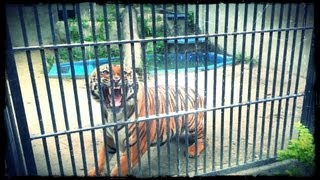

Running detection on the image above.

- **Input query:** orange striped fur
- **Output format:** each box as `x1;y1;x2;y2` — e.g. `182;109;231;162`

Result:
88;65;205;176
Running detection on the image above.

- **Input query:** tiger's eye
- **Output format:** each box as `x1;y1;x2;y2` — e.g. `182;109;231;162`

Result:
101;70;109;75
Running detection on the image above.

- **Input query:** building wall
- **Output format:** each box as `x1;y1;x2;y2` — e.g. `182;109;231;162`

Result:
197;3;314;77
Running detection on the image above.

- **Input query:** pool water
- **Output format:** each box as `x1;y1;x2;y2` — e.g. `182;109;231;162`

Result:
145;52;233;73
48;52;233;78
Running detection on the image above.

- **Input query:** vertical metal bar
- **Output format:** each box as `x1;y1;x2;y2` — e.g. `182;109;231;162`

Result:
244;3;257;163
229;3;239;167
89;3;111;176
104;3;124;174
203;3;209;173
267;4;284;158
253;3;267;161
276;4;292;152
173;4;180;176
212;3;219;171
283;4;300;141
32;5;55;175
48;4;69;175
236;3;248;165
301;29;315;132
113;3;129;176
174;3;180;175
301;31;315;132
162;4;171;176
118;4;133;175
101;4;117;175
220;3;228;169
127;4;142;176
183;3;190;176
194;4;199;175
139;4;152;176
75;4;98;176
6;8;37;176
284;4;300;139
260;3;275;159
290;3;308;138
21;4;56;174
5;83;27;176
151;4;161;176
62;4;87;175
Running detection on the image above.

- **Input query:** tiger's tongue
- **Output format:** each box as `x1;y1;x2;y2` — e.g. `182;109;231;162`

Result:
114;94;122;107
108;88;122;107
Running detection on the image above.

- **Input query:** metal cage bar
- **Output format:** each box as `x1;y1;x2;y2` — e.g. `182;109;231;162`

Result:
275;3;292;155
183;4;190;176
244;3;257;163
5;3;314;177
229;3;239;167
260;3;275;159
253;3;267;161
5;17;37;176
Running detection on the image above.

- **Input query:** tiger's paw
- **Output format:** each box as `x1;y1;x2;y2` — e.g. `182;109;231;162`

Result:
186;144;204;158
87;169;101;176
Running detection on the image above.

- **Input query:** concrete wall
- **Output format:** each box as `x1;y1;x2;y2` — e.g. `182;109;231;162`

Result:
6;3;314;77
197;3;314;77
6;3;60;47
6;3;120;46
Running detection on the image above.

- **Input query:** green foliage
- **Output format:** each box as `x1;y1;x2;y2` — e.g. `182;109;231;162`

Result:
143;22;152;37
81;20;90;29
137;18;152;37
145;41;165;55
46;45;121;69
68;20;80;42
277;122;315;167
285;167;303;176
46;56;56;70
235;53;258;65
187;11;195;32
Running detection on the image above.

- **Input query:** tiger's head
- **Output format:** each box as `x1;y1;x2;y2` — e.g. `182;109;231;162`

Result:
90;64;138;111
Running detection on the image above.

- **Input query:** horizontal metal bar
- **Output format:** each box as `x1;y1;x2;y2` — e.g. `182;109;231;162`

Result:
201;157;277;176
29;93;304;140
12;26;313;51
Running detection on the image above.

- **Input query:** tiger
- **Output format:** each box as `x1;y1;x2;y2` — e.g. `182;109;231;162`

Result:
88;64;205;176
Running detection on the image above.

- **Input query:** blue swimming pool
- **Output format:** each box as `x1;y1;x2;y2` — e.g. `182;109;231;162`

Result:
48;52;233;78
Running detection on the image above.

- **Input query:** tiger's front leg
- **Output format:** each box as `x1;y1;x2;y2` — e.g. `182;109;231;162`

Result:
88;137;116;176
110;136;148;176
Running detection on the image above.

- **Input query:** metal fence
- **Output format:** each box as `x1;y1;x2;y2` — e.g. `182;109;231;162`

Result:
5;3;315;177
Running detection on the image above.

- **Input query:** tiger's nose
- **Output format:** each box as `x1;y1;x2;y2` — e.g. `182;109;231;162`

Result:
113;78;120;85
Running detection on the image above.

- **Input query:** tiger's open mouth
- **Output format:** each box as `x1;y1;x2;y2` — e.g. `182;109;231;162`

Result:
103;85;127;108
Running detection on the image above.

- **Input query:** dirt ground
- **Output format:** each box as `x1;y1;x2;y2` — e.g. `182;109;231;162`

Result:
11;50;307;177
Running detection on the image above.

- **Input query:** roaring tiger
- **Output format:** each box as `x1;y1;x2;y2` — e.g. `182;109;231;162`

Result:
88;64;205;176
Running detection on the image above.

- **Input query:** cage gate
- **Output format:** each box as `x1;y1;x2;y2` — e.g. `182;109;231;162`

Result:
5;3;315;177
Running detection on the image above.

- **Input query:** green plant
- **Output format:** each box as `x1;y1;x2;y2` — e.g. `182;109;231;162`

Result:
277;122;315;167
156;15;162;22
96;25;106;41
82;20;90;29
187;11;195;32
235;53;258;65
84;35;93;42
156;24;164;38
69;22;80;43
137;18;152;37
46;55;55;70
145;41;165;55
